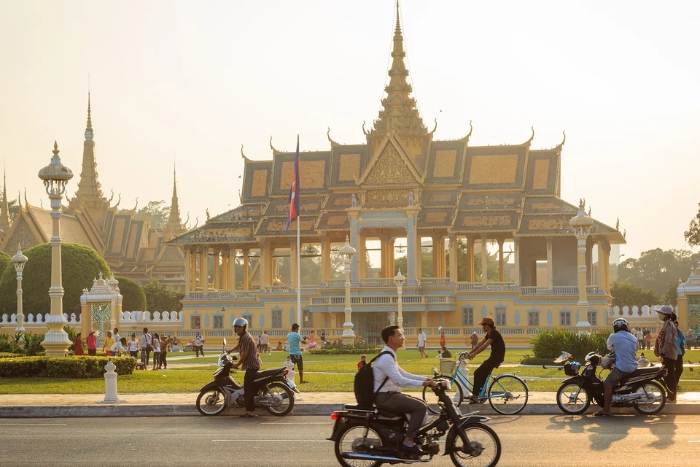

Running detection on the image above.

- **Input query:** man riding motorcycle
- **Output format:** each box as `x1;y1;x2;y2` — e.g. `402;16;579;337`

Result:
227;317;260;418
596;318;638;416
374;325;437;456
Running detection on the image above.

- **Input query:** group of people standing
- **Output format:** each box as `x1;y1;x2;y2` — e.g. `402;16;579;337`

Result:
72;327;173;370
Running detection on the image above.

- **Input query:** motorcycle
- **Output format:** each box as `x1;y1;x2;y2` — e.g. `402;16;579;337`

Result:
328;370;501;467
554;351;669;415
195;339;295;416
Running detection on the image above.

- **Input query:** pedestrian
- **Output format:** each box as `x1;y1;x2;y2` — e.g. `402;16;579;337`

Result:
357;354;367;370
128;333;139;357
687;330;694;350
439;329;446;349
320;329;326;345
441;346;452;358
86;330;97;356
227;317;260;418
260;330;270;354
417;328;427;358
674;320;686;391
470;332;479;350
643;329;652;350
636;327;644;350
102;331;116;356
654;306;678;403
194;332;205;357
287;323;308;383
160;334;172;369
113;328;121;344
110;337;128;356
141;327;153;365
73;332;84;356
152;333;161;370
256;334;262;352
308;330;315;344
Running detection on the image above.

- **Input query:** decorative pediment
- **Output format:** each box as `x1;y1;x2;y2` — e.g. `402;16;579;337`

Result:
358;135;422;187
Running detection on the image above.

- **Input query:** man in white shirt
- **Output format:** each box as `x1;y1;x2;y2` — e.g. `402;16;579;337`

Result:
417;328;427;358
374;325;436;456
260;330;270;354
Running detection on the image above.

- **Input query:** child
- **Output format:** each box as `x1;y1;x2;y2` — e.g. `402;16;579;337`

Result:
637;352;650;368
357;354;367;370
436;350;443;359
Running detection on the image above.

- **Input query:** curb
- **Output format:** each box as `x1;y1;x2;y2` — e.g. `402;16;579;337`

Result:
1;402;698;418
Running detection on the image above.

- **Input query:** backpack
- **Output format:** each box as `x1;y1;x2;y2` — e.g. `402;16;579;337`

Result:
354;351;394;407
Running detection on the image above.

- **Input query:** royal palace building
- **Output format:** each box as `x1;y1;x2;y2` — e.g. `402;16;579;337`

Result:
166;9;628;347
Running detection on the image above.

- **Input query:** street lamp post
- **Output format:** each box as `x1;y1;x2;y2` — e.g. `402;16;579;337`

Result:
570;199;594;327
38;141;74;357
12;247;28;334
393;269;406;331
339;236;356;339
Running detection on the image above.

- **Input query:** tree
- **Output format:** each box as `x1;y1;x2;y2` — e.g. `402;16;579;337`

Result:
143;281;184;311
663;281;679;307
610;280;661;308
618;248;700;296
0;251;11;279
114;276;146;311
684;203;700;247
0;243;111;317
123;200;171;228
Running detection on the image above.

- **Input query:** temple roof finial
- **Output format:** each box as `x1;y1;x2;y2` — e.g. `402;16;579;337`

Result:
86;90;93;134
395;0;401;35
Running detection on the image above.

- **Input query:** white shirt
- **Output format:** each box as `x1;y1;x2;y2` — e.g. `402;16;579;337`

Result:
417;332;427;346
373;346;426;392
141;333;152;349
607;331;639;373
260;333;269;345
111;341;127;354
195;335;204;346
128;340;139;352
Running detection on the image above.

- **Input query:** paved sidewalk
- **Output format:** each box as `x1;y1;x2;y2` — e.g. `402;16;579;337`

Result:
1;391;698;418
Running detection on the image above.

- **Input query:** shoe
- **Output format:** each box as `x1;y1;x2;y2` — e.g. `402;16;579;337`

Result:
594;411;611;417
667;398;676;403
401;444;423;456
240;412;259;418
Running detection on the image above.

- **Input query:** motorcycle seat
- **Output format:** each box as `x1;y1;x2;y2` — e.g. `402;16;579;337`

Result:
622;367;660;379
255;368;285;379
344;404;377;412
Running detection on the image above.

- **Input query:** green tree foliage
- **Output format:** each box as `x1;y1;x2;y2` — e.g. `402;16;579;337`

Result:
618;248;700;296
663;281;679;306
0;251;11;278
0;243;111;317
143;281;184;311
114;276;146;311
531;328;610;362
122;200;170;228
684;203;700;247
610;280;661;307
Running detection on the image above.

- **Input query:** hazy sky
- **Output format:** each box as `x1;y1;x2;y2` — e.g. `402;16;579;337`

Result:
1;0;698;260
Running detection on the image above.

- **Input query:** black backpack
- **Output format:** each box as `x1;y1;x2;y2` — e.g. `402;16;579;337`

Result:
354;351;394;407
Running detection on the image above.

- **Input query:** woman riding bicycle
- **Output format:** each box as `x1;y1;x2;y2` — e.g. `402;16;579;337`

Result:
466;316;505;404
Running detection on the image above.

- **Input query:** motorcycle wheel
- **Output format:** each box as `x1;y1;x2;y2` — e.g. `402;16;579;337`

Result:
633;381;666;415
196;389;226;416
264;382;295;416
423;376;463;415
448;422;501;467
556;382;590;415
334;423;384;467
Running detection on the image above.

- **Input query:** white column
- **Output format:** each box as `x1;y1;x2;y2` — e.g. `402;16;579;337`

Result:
547;237;554;291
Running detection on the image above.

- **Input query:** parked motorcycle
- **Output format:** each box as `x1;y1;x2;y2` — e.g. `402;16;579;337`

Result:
196;339;295;416
328;371;501;467
554;351;669;415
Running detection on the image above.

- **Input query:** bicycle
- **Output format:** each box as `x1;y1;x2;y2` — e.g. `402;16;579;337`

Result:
422;352;529;415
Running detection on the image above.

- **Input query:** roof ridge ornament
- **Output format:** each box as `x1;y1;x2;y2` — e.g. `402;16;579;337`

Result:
240;144;249;161
459;120;473;142
428;119;437;136
327;127;340;147
523;126;535;145
269;136;282;155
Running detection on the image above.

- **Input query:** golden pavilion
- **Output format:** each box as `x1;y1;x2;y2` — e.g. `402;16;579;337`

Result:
167;8;626;347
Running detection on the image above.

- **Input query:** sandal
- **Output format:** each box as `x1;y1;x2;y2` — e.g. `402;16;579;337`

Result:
240;413;259;418
468;398;480;404
594;411;611;417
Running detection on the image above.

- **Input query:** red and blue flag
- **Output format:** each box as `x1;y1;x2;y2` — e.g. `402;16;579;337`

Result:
286;135;300;230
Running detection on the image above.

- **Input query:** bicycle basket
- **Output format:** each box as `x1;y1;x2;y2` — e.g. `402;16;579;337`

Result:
440;360;456;374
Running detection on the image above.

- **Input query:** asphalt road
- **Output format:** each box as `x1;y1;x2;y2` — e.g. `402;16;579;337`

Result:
1;414;699;466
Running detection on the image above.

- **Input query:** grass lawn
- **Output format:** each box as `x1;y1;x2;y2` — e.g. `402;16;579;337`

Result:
0;348;697;394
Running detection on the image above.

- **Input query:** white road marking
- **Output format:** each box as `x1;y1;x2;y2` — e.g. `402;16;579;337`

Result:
260;422;332;425
213;439;320;442
0;423;67;426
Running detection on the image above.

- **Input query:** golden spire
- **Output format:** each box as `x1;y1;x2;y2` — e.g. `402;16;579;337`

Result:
86;91;93;134
0;166;10;232
165;162;184;237
369;0;426;138
71;90;106;210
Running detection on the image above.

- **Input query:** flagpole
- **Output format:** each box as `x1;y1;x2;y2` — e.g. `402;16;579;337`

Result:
296;212;301;333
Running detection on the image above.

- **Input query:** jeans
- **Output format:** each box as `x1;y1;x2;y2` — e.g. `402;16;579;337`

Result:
244;368;259;412
160;351;167;368
675;354;684;387
153;352;160;367
663;357;677;400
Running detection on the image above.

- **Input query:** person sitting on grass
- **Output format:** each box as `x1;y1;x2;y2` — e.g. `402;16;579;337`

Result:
441;346;452;359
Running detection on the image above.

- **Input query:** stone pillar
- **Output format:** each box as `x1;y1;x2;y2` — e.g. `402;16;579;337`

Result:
222;252;229;291
191;249;198;291
546;237;554;291
420;311;428;329
243;249;250;291
432;234;439;278
467;236;475;282
481;233;488;288
258;241;267;290
358;234;367;279
229;246;237;294
321;236;331;284
448;234;457;284
201;249;209;296
184;249;191;296
415;234;423;281
498;238;505;282
406;213;417;286
213;250;220;291
513;238;521;286
349;216;359;286
389;238;396;276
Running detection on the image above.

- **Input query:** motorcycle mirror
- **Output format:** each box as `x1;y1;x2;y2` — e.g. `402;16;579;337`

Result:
223;338;227;347
432;368;439;378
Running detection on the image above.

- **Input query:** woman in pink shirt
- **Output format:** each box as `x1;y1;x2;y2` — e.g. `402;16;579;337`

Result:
86;330;97;356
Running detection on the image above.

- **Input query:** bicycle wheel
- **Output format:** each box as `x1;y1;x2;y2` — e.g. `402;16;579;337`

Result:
487;374;528;415
448;422;501;467
422;377;463;415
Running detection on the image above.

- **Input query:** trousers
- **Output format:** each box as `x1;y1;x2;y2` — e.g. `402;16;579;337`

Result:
375;392;427;438
473;358;502;399
244;368;259;412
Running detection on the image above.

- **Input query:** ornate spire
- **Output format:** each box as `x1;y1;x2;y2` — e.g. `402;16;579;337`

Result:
164;162;184;238
85;91;93;136
71;90;106;209
370;1;426;138
0;167;10;232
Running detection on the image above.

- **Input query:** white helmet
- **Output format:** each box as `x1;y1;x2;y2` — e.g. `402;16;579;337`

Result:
232;317;248;330
613;318;629;333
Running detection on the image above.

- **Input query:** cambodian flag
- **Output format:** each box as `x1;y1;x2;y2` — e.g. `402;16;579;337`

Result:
286;135;300;231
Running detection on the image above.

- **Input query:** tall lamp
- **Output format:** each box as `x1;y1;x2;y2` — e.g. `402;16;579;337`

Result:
339;236;356;338
12;247;28;334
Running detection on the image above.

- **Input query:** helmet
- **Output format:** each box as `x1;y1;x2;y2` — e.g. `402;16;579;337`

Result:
232;317;248;330
613;318;629;333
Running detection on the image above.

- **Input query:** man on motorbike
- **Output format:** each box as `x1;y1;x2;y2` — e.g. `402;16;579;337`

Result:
227;317;261;418
374;325;437;456
596;318;638;416
466;316;505;404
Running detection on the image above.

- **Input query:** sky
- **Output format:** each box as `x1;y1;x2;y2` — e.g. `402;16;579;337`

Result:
0;0;698;260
